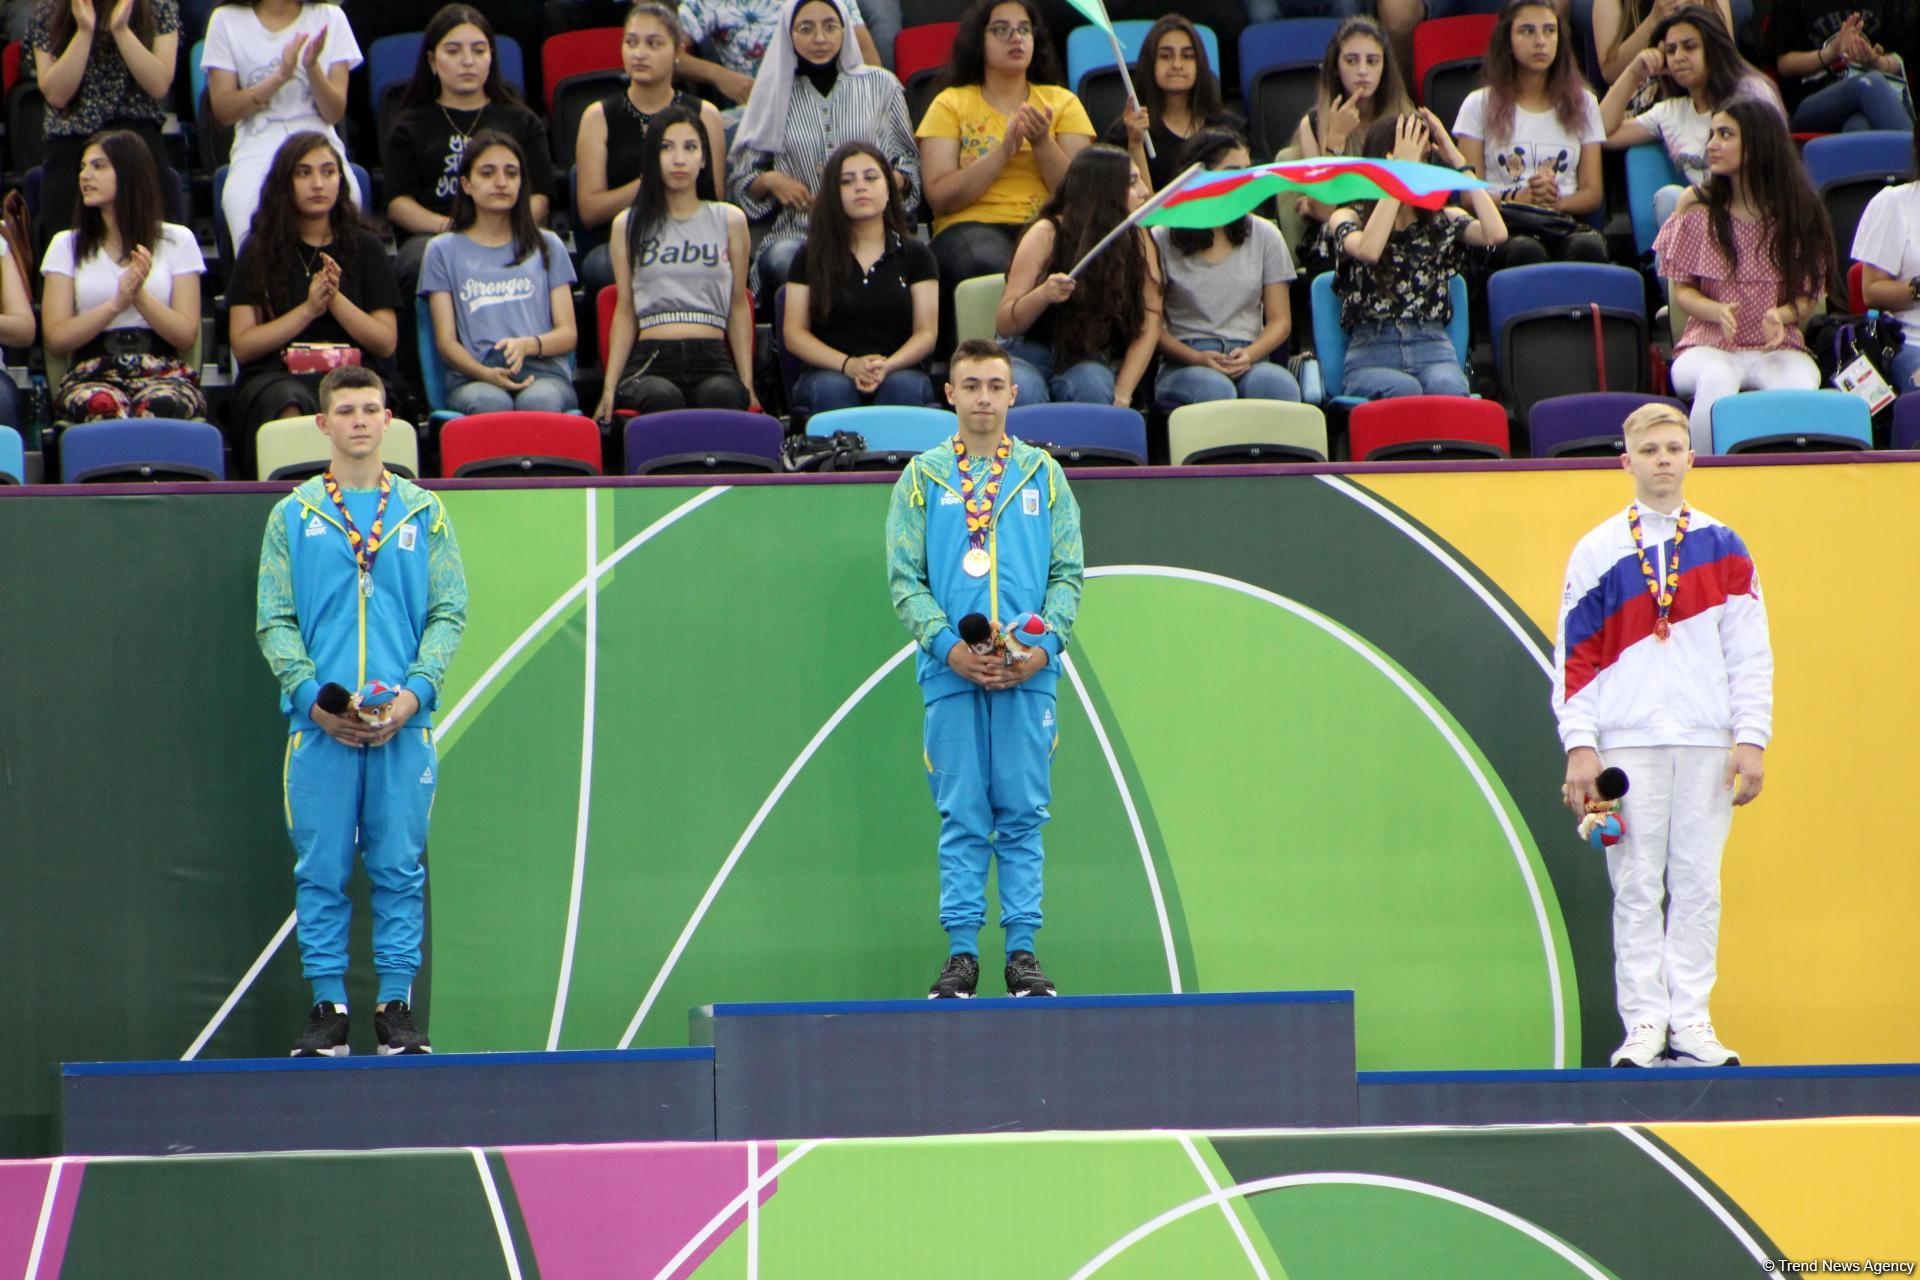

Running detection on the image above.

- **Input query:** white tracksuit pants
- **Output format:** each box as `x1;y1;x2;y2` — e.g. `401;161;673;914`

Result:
1601;745;1735;1032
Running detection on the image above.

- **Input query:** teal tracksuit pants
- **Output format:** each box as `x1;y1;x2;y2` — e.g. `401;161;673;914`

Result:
923;685;1058;958
283;724;438;1004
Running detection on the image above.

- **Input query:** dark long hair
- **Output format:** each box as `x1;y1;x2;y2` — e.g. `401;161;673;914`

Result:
1356;114;1441;225
397;4;526;113
625;104;706;260
71;129;165;266
1313;16;1413;153
46;0;154;58
1034;145;1150;365
1133;16;1226;131
1168;129;1251;255
1483;0;1591;141
804;142;908;329
243;131;366;319
1702;97;1832;302
937;0;1063;90
1647;6;1758;109
448;130;549;268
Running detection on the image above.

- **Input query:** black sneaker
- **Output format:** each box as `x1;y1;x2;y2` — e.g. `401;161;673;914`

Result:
927;953;980;999
374;1000;432;1055
291;1002;350;1057
1004;951;1057;997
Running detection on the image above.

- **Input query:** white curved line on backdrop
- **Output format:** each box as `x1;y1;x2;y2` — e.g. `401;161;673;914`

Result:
548;489;599;1051
1316;474;1555;678
1611;1125;1772;1270
1067;1171;1610;1280
650;1141;819;1280
181;486;730;1060
1088;565;1566;1068
1060;652;1182;993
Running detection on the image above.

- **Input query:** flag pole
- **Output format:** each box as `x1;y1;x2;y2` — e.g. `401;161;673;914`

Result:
1105;29;1155;160
1067;162;1205;279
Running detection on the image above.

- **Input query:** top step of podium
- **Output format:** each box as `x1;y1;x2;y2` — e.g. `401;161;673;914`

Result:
692;990;1359;1139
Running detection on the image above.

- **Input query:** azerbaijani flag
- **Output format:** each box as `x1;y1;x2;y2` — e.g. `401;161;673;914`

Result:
1140;158;1492;230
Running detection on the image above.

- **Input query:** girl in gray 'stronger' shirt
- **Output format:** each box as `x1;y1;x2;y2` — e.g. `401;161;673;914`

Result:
596;105;759;420
420;131;580;415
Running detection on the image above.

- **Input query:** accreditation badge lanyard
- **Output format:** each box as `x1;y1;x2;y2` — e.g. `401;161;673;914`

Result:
953;435;1011;578
322;469;393;599
1628;502;1689;642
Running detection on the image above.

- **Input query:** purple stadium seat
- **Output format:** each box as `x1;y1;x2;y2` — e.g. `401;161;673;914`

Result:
624;410;782;475
1527;393;1686;458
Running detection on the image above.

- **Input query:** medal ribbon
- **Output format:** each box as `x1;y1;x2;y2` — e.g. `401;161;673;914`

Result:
953;435;1012;553
1628;502;1689;640
321;469;392;596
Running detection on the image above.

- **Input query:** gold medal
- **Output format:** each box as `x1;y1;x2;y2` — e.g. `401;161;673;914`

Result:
963;548;991;578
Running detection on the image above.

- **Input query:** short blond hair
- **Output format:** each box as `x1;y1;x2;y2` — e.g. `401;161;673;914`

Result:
1621;402;1689;447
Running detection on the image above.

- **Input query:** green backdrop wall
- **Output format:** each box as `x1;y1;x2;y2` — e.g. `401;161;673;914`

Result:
0;472;1710;1155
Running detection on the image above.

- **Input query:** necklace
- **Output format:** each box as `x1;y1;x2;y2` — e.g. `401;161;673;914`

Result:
1628;503;1690;642
440;102;483;145
321;469;393;598
953;435;1011;578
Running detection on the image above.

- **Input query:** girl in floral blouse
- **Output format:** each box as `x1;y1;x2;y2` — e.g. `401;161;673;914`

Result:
1326;111;1507;401
1654;97;1831;450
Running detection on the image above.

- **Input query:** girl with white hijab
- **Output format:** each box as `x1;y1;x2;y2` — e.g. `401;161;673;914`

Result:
726;0;920;295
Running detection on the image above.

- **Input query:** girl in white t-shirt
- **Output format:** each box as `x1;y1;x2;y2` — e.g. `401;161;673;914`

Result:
203;0;363;254
1600;7;1782;233
40;129;206;421
1852;125;1920;395
1453;0;1609;269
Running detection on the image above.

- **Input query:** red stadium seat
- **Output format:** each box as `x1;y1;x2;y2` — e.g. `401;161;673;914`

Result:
2;43;19;96
1412;15;1496;123
1347;395;1510;461
894;22;958;83
437;412;604;477
1849;261;1866;315
541;28;623;112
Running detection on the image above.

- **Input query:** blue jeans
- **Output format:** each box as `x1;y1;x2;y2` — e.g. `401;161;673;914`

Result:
1890;343;1920;397
446;373;579;415
1342;322;1470;399
793;367;935;414
1002;336;1117;405
1155;339;1302;405
1791;72;1913;133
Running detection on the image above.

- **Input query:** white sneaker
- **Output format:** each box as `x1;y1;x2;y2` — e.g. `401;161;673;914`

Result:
1668;1022;1740;1066
1611;1023;1666;1068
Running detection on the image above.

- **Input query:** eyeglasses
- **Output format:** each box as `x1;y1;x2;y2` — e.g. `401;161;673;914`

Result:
986;21;1034;40
793;18;843;37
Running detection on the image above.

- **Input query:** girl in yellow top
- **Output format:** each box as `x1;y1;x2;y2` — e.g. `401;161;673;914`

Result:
916;0;1094;303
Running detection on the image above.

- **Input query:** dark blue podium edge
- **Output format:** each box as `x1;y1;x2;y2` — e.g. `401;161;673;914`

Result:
63;1047;715;1077
697;990;1354;1017
1361;1062;1920;1085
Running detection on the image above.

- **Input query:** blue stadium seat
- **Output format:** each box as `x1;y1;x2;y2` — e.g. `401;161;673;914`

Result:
1623;143;1683;256
1238;19;1341;156
1803;131;1915;285
807;405;955;455
369;33;526;127
0;425;23;485
1488;262;1650;429
414;296;464;430
1310;271;1469;407
624;410;781;474
1710;389;1871;455
59;419;225;483
1007;403;1147;465
1068;21;1221;135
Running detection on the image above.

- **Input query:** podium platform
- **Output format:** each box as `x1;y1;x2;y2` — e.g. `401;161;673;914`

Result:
59;1048;716;1156
692;990;1359;1139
